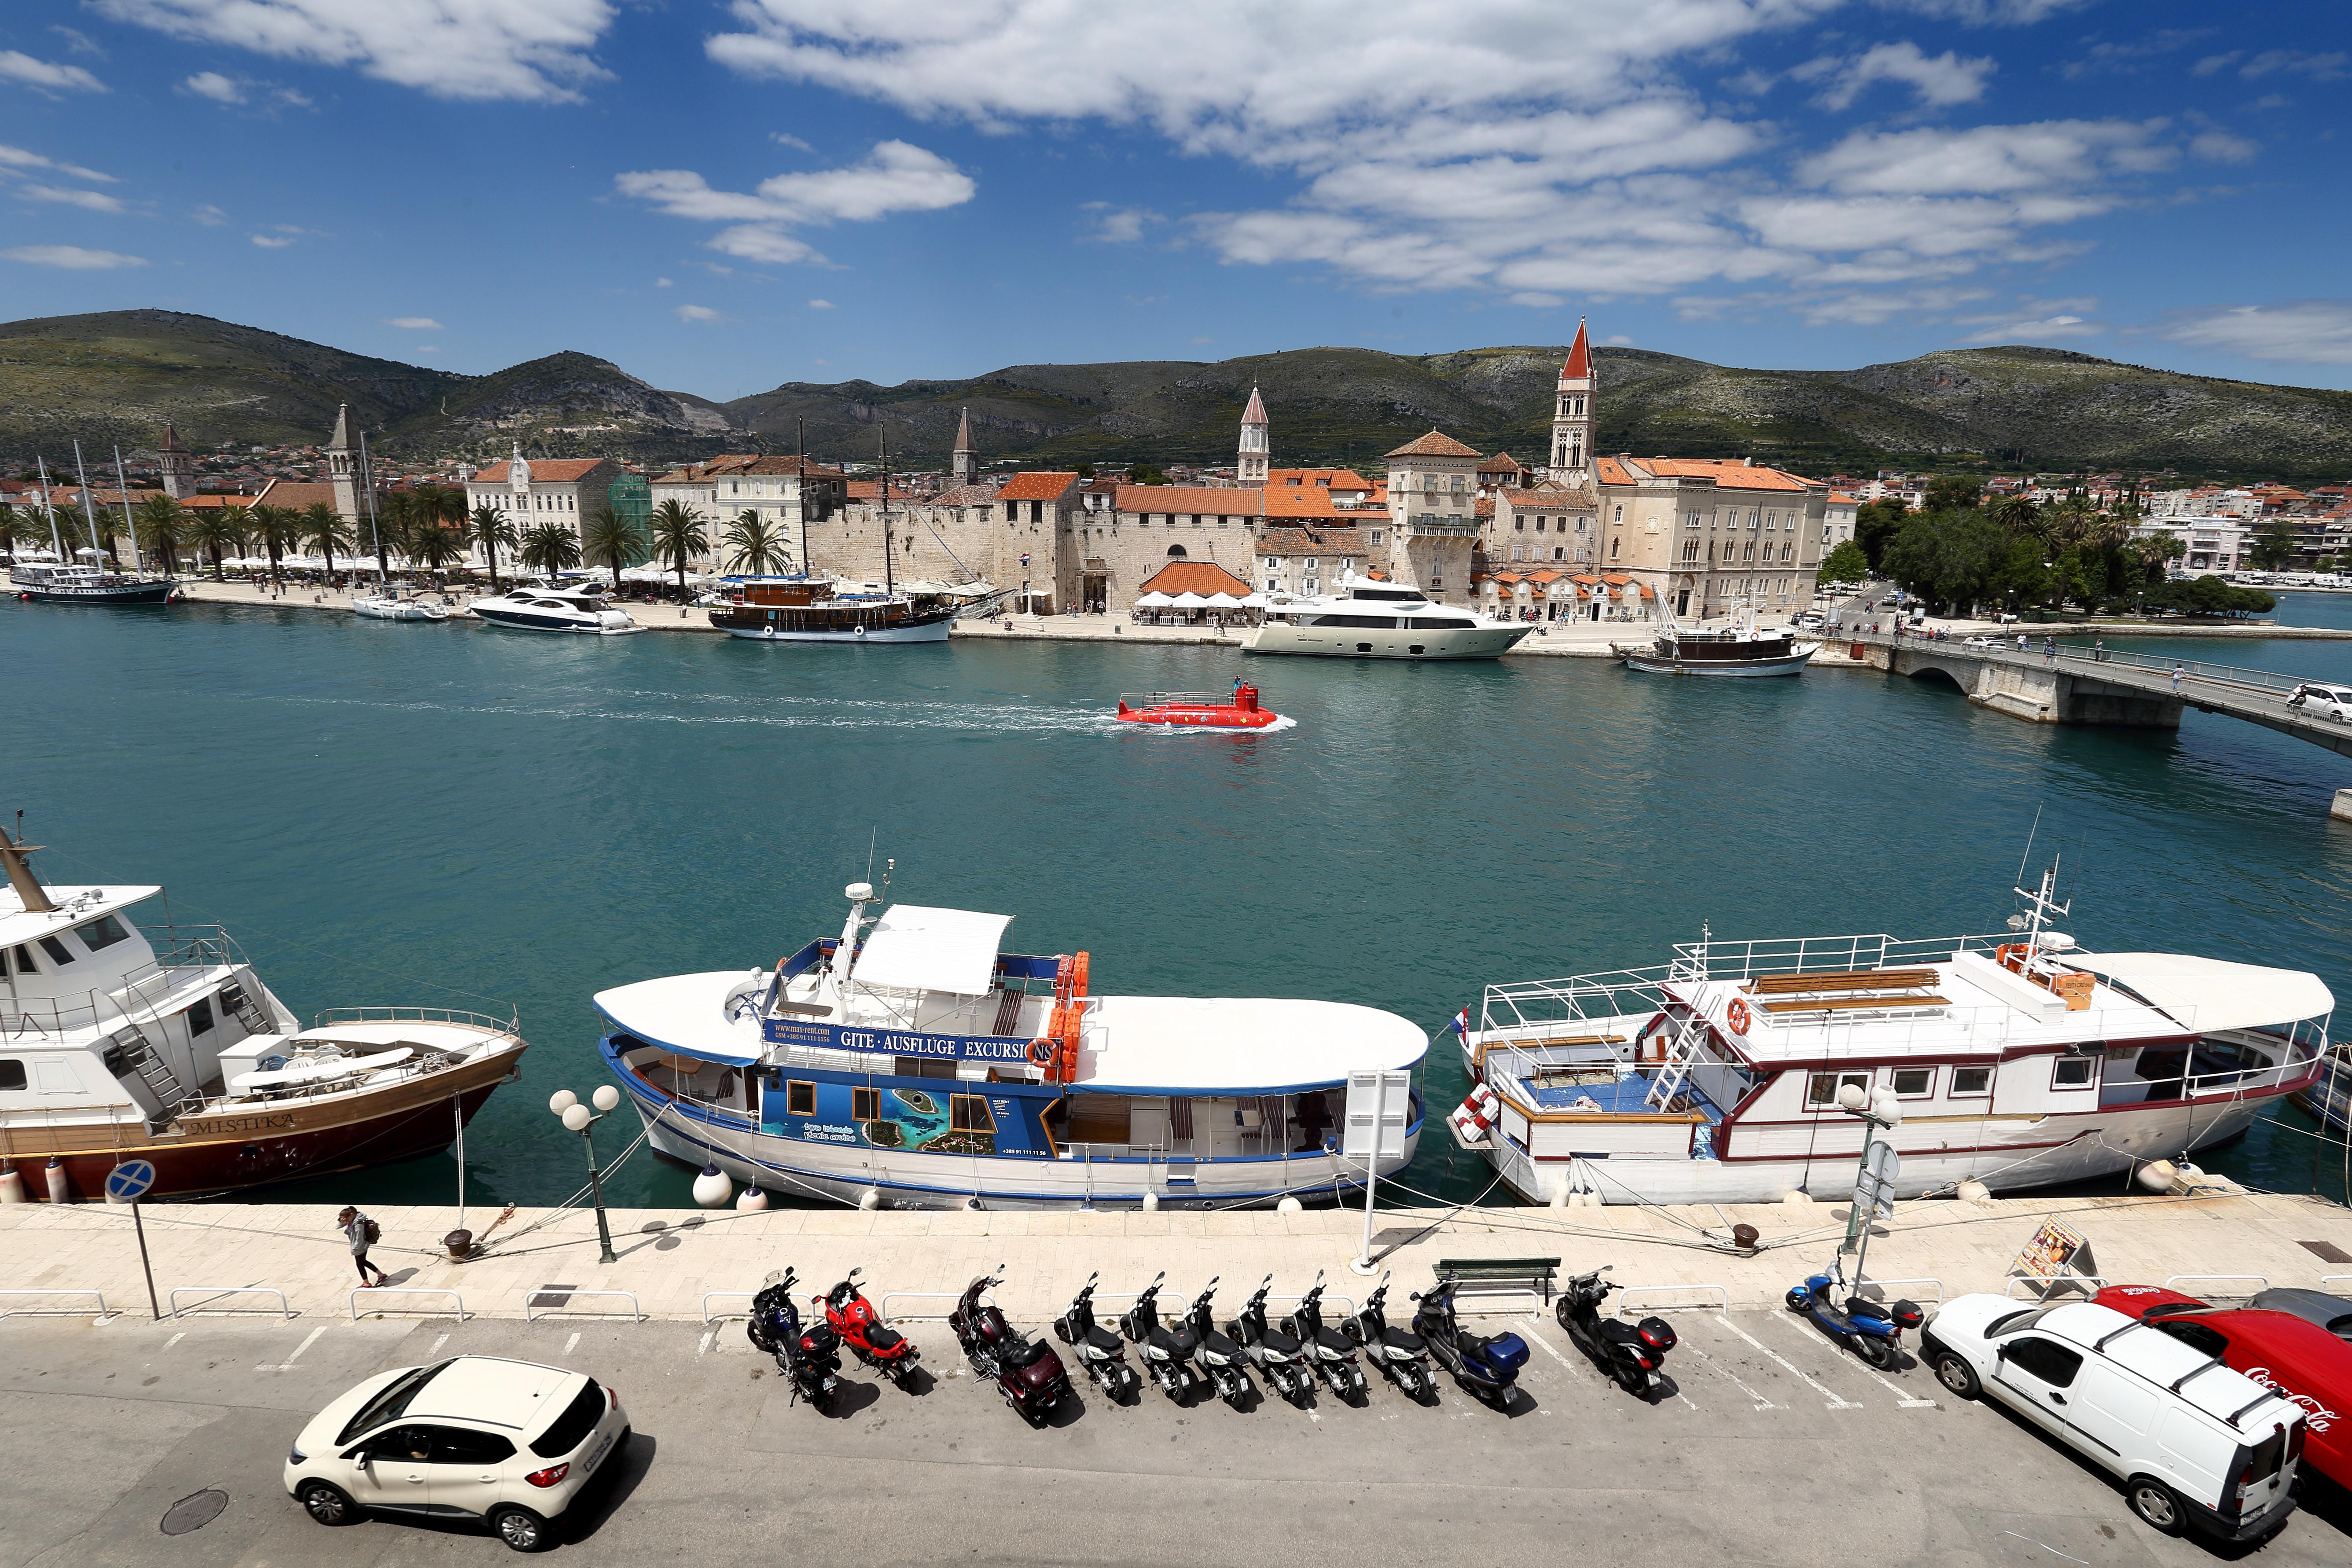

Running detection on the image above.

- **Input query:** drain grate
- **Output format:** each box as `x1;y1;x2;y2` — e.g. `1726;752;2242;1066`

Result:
2298;1239;2352;1266
160;1489;228;1536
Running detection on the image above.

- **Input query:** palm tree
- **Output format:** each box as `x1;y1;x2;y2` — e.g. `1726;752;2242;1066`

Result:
184;506;239;577
466;503;518;590
723;508;787;575
519;522;583;578
380;490;420;569
0;502;29;561
301;502;352;578
647;499;708;598
134;495;184;574
247;503;301;587
581;505;647;591
409;517;466;576
1988;493;2042;541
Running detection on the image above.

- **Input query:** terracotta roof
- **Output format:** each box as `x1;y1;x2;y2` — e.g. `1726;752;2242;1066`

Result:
1256;526;1369;556
1241;386;1268;426
1263;488;1340;519
1595;457;1636;486
1474;496;1494;517
470;459;612;484
250;479;343;510
846;480;920;502
1135;560;1253;598
178;493;253;510
1385;430;1482;460
998;471;1079;502
1562;318;1591;380
1114;485;1263;515
1595;455;1812;495
926;483;999;508
1268;467;1370;491
1828;490;1859;503
954;407;974;452
1477;452;1524;474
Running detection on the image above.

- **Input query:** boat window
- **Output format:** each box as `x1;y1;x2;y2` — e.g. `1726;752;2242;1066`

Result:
1421;617;1476;629
950;1094;996;1133
785;1080;816;1117
75;914;131;951
2051;1055;2097;1090
1804;1070;1871;1109
852;1086;881;1122
38;935;73;967
0;1059;23;1091
187;996;215;1035
6;944;36;976
1889;1067;1935;1098
2001;1337;2083;1388
1950;1065;1993;1097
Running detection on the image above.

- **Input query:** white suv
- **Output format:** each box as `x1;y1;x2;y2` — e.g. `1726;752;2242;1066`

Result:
1922;1296;2304;1542
285;1355;629;1552
2287;683;2352;721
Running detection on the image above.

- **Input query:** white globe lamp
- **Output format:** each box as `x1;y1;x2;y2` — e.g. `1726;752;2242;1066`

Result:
548;1089;577;1116
562;1103;592;1132
592;1085;620;1113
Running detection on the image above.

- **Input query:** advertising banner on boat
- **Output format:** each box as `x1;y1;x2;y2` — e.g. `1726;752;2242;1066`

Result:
760;1017;1033;1063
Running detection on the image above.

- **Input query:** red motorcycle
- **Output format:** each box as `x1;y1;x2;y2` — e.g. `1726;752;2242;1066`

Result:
823;1268;919;1389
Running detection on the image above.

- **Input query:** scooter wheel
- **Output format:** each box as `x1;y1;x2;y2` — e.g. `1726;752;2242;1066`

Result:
1785;1286;1812;1312
1857;1337;1899;1371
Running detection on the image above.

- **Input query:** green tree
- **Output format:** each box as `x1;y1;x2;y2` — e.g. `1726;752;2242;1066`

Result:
1072;461;1096;479
2247;518;2297;571
408;516;466;575
184;505;240;577
1988;493;2042;541
581;505;647;589
1853;498;1908;569
133;494;184;574
247;503;301;587
300;502;352;578
647;498;708;598
0;502;33;560
1127;463;1168;486
467;503;518;590
1816;538;1869;585
518;522;583;577
1882;509;2006;613
1922;476;1983;512
722;509;787;575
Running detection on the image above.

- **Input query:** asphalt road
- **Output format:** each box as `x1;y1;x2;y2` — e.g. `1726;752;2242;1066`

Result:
4;1300;2345;1568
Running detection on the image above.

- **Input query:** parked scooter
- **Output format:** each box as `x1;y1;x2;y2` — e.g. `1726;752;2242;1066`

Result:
1786;1259;1921;1370
823;1267;920;1389
1117;1271;1199;1403
1345;1272;1434;1402
1232;1274;1312;1407
950;1266;1072;1425
1283;1270;1367;1403
1412;1276;1529;1406
1557;1265;1677;1400
1052;1272;1138;1402
746;1267;843;1410
1182;1278;1253;1409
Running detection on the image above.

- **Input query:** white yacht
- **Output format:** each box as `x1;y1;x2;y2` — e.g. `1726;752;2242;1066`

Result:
1450;864;2330;1206
1248;578;1534;660
352;588;449;622
470;584;641;635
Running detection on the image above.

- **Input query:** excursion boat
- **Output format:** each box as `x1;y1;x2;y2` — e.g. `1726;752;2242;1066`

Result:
1450;866;2331;1206
1249;578;1534;660
707;576;954;643
0;827;525;1202
470;584;641;635
10;561;178;606
592;879;1426;1208
1614;604;1816;676
1115;685;1286;730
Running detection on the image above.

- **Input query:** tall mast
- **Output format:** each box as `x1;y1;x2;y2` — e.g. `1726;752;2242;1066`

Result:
35;456;62;561
72;441;104;562
0;820;55;915
879;427;895;598
112;446;143;575
796;416;808;575
357;429;385;580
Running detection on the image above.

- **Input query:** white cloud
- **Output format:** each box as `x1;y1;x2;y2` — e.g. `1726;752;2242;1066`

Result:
0;145;118;184
182;70;244;103
383;316;442;329
93;0;615;103
617;140;974;267
2199;50;2347;82
772;132;812;151
251;233;296;248
192;203;229;225
18;184;129;213
2;244;146;269
2190;129;2257;164
654;275;673;287
2157;301;2352;365
52;26;106;56
807;297;834;309
1080;203;1162;243
1954;296;2103;341
1802;41;1996;111
675;304;723;323
1874;0;2091;21
0;49;107;93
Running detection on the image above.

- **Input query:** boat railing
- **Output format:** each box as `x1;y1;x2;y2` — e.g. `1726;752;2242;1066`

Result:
1118;691;1234;709
309;1004;522;1038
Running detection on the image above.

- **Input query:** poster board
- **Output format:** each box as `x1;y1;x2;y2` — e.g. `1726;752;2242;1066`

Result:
2006;1218;2100;1297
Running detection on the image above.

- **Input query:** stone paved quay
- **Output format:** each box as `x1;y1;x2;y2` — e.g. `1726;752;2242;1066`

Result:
7;1192;2349;1325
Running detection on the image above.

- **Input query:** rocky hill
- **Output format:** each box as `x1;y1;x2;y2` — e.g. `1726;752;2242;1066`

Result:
4;310;2348;481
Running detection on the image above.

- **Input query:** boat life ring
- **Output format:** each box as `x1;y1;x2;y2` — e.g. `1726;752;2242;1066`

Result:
1447;1083;1502;1146
1994;942;2031;974
1027;1038;1055;1067
1726;997;1752;1035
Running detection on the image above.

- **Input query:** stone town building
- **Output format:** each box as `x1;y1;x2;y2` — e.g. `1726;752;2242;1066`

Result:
1477;452;1532;494
1473;482;1601;621
1381;430;1485;605
1548;319;1596;483
464;448;624;568
157;424;195;499
1093;484;1265;612
650;454;846;570
1593;454;1828;621
818;472;1082;604
1256;526;1370;598
1236;387;1269;485
952;408;979;484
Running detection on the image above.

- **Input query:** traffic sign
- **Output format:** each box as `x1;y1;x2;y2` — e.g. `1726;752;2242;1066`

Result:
106;1160;157;1202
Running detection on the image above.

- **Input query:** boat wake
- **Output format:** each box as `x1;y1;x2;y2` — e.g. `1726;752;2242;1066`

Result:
280;692;1142;735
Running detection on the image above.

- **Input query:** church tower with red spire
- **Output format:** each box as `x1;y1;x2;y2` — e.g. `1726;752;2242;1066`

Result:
1550;318;1594;484
1236;385;1269;485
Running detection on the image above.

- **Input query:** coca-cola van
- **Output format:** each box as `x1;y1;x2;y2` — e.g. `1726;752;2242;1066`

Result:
2095;1285;2348;1492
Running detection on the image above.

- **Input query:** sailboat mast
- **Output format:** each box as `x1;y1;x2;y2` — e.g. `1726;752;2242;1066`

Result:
879;428;895;599
796;416;808;573
358;429;385;580
71;441;104;562
35;456;62;561
112;447;143;576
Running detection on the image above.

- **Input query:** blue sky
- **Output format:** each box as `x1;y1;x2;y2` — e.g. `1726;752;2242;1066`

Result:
2;1;2348;402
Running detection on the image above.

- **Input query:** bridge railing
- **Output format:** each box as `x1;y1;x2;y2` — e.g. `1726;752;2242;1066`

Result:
1847;628;2310;698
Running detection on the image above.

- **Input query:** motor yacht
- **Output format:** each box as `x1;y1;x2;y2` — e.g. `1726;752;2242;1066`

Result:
1248;577;1534;660
470;584;641;635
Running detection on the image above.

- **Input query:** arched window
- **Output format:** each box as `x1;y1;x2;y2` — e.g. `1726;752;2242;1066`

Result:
1167;544;1187;558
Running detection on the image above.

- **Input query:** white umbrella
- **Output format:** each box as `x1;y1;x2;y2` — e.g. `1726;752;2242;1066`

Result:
1169;591;1209;609
1135;591;1176;608
1238;593;1271;607
1203;591;1242;608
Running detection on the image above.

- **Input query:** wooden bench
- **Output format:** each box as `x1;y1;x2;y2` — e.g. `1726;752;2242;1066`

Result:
1434;1256;1563;1304
1749;967;1939;995
1757;993;1949;1014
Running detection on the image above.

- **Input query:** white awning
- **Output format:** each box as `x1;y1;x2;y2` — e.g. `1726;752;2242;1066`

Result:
2072;953;2335;1032
1203;592;1242;607
1134;591;1175;607
851;905;1013;997
1169;591;1210;608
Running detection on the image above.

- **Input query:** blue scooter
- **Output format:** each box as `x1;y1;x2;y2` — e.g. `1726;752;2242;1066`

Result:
1785;1259;1922;1370
1411;1277;1531;1406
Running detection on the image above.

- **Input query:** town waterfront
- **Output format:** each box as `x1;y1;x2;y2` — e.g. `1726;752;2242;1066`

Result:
9;597;2352;1209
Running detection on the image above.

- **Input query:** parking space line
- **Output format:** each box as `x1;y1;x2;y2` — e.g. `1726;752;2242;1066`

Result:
429;1333;450;1357
257;1323;328;1373
1758;1316;1936;1409
163;1331;184;1351
698;1325;720;1355
1713;1315;1856;1409
1676;1337;1777;1410
564;1331;581;1356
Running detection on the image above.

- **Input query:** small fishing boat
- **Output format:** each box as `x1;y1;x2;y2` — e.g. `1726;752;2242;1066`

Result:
1615;603;1816;676
2290;1043;2352;1137
1115;685;1285;730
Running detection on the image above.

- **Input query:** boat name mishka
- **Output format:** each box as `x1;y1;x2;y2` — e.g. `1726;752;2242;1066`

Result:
761;1019;1032;1061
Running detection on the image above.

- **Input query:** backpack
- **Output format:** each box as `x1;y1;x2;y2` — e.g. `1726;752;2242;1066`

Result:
361;1217;381;1246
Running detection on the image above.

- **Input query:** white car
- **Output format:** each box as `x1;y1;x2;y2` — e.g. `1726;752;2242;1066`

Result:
1920;1296;2303;1542
2286;683;2352;721
1962;635;1996;649
285;1355;629;1552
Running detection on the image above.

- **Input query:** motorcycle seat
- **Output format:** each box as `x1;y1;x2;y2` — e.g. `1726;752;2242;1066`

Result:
1149;1325;1197;1357
1085;1326;1125;1354
865;1323;905;1352
1380;1327;1425;1353
1198;1329;1243;1360
1314;1327;1354;1354
1253;1325;1300;1356
1004;1336;1052;1369
1598;1319;1646;1345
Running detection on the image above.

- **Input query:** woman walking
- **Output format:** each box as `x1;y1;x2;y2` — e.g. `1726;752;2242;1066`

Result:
338;1206;390;1287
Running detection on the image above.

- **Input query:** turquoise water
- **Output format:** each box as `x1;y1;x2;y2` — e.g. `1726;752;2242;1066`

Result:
8;600;2352;1209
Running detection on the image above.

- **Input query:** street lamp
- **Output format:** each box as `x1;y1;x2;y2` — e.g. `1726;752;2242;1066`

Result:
1834;1082;1902;1283
550;1085;622;1264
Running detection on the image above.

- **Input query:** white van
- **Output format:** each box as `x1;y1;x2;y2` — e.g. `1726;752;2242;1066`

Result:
1922;1296;2304;1542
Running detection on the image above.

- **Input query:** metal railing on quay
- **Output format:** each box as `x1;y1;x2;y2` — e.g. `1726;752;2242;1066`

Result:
701;1291;760;1324
2003;1274;2108;1301
169;1285;293;1319
877;1291;966;1322
349;1288;467;1322
522;1288;643;1322
0;1288;112;1320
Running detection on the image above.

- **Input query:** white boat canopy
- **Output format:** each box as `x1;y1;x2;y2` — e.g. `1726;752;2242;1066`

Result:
852;905;1014;997
2071;953;2334;1032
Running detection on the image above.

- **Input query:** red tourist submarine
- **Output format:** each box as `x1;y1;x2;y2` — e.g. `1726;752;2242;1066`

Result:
1115;684;1286;729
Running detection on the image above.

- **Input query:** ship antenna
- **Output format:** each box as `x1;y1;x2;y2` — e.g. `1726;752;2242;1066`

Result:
865;828;876;887
2014;805;2042;889
881;857;893;906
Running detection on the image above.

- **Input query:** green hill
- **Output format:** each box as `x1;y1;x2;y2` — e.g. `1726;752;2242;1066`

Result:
4;309;2348;481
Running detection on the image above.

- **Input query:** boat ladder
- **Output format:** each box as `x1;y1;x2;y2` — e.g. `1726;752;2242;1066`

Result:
109;1028;198;1127
220;981;271;1036
1644;983;1712;1111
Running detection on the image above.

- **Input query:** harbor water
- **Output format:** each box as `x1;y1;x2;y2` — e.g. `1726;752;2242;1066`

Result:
8;596;2352;1208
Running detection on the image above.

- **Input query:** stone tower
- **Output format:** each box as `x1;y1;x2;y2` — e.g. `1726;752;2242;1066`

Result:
1237;385;1269;485
325;403;361;522
1550;319;1595;483
157;423;195;499
952;407;977;484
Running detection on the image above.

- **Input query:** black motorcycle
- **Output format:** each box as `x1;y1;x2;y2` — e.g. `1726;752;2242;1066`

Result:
1345;1272;1435;1402
1412;1277;1528;1406
1053;1272;1139;1402
1232;1275;1311;1406
951;1266;1071;1425
1117;1271;1198;1403
746;1267;843;1410
1557;1265;1676;1401
1283;1270;1367;1404
1182;1278;1253;1410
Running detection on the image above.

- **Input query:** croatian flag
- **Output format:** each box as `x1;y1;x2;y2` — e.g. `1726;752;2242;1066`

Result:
1452;1007;1470;1041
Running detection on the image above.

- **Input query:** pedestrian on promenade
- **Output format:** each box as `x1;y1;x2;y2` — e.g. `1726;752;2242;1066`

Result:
338;1206;390;1287
2043;635;2056;667
2094;638;2105;662
2172;663;2185;694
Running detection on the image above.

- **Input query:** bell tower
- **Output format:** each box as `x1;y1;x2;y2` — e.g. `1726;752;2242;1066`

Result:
952;407;977;484
1237;385;1268;485
1550;318;1595;484
326;404;361;522
157;423;195;499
